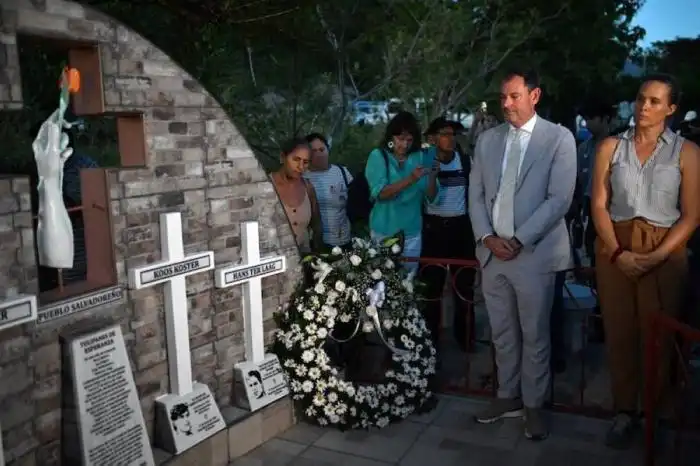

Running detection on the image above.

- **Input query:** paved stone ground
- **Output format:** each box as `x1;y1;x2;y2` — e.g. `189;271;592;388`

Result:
229;395;695;466
438;280;613;410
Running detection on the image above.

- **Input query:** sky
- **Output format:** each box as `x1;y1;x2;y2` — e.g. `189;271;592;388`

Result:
633;0;700;46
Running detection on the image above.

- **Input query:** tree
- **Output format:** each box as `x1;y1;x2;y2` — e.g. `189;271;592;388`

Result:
646;36;700;113
507;0;645;125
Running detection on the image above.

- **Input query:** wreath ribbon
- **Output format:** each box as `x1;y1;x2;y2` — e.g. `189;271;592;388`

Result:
329;281;411;357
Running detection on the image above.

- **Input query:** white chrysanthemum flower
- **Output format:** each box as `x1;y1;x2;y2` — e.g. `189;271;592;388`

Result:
317;327;328;339
303;310;314;321
314;283;326;294
301;380;314;392
371;269;382;280
362;321;374;333
349;255;362;266
365;305;378;318
367;248;377;257
384;259;395;269
382;319;393;330
331;246;342;255
335;280;346;292
391;244;401;254
301;350;315;363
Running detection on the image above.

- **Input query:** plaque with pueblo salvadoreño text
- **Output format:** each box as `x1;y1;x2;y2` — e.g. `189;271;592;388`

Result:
0;294;37;332
129;212;225;454
215;221;289;411
37;286;124;324
69;325;155;466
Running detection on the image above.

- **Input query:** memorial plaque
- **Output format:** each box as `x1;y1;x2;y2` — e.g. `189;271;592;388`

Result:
154;383;226;454
215;257;285;288
38;287;124;324
129;253;213;289
70;325;155;466
233;354;289;411
0;294;37;331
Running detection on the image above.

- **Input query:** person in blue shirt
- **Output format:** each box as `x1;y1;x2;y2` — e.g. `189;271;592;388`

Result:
364;111;438;274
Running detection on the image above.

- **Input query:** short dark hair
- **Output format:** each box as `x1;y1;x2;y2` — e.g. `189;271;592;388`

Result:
305;132;329;149
248;370;263;384
640;73;681;106
280;137;309;156
503;67;541;91
381;111;421;153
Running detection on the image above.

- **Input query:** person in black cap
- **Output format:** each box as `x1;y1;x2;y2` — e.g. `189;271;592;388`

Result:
419;117;477;360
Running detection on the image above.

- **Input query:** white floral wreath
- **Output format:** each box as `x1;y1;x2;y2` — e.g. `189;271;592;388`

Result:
273;237;437;429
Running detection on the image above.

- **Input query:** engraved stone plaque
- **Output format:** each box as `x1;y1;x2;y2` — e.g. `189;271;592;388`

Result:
70;325;155;466
233;354;289;412
154;383;226;454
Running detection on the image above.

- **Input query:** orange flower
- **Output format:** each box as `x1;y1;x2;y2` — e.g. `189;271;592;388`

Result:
59;67;81;94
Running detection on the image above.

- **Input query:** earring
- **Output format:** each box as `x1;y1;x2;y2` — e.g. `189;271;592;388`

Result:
387;141;394;149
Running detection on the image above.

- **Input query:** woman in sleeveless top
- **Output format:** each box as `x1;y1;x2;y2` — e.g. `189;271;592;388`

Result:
591;74;700;449
271;138;322;254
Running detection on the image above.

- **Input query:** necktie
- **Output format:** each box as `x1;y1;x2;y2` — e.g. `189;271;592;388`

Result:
494;130;521;238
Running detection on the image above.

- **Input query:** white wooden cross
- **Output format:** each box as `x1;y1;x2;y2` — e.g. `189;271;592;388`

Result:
128;212;214;396
215;222;286;363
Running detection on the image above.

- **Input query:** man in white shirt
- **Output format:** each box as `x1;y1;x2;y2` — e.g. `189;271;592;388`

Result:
468;69;577;440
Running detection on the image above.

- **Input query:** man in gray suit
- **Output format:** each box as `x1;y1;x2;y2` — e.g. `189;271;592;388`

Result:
468;69;577;440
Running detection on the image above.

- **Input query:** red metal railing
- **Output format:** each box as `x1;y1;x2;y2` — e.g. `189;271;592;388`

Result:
405;256;611;417
644;313;700;466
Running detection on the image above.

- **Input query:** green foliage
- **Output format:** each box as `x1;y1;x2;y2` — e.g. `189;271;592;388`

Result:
646;36;700;112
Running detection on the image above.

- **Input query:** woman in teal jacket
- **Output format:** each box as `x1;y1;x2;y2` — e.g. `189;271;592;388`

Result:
365;111;439;273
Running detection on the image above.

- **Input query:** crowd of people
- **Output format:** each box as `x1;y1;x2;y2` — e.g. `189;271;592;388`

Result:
270;67;700;449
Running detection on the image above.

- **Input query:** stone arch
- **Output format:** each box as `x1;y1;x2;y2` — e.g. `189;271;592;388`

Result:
0;0;300;463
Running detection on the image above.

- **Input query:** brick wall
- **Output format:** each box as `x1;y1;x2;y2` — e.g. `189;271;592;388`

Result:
0;1;301;464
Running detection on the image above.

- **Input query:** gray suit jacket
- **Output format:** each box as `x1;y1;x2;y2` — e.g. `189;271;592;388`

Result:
468;117;577;271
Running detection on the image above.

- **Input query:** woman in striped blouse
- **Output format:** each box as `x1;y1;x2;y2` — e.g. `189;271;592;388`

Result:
591;74;700;449
303;133;353;250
